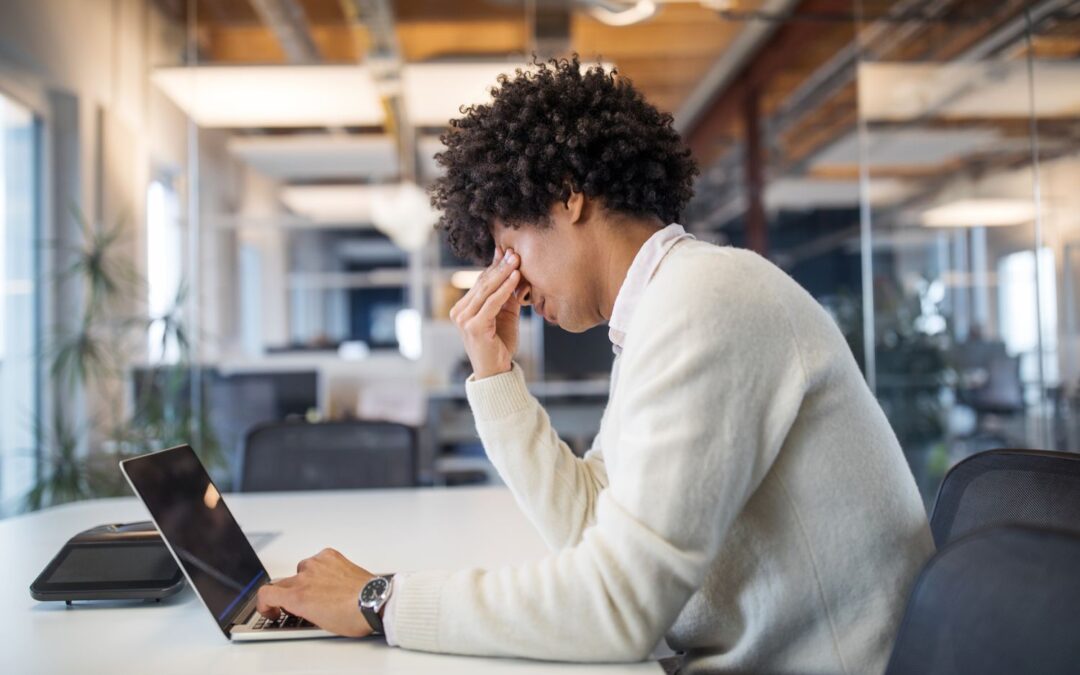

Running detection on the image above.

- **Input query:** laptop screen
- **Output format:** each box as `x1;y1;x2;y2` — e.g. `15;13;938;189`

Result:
122;445;268;633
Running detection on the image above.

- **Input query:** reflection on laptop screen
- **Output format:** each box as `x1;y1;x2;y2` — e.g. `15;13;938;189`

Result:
122;446;267;630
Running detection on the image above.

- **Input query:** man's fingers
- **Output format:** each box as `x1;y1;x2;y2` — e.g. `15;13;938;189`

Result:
472;269;520;327
457;252;519;323
256;583;293;618
451;248;513;322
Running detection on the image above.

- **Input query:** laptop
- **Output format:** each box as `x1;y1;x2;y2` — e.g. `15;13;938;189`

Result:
120;444;335;642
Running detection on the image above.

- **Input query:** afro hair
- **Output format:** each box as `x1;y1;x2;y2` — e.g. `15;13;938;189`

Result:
430;55;698;264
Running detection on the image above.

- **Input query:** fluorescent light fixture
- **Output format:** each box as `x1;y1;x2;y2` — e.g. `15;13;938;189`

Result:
402;62;615;127
813;128;1001;169
450;270;482;290
280;184;385;223
229;133;446;182
228;134;399;180
152;65;384;128
859;61;1080;122
402;62;520;127
281;182;438;250
921;199;1038;228
765;177;914;209
155;62;614;130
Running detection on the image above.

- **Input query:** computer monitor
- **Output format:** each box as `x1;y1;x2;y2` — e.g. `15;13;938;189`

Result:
542;323;614;381
130;367;320;480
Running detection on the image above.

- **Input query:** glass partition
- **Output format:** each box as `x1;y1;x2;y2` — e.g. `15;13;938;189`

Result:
854;1;1080;501
0;92;39;514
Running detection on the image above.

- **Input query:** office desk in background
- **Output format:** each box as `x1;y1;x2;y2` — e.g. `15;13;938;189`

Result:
3;487;660;674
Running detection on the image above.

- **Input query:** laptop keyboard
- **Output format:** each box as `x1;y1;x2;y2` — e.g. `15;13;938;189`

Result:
252;611;314;630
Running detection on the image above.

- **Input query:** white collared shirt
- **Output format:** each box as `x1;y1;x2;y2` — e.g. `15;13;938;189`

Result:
607;223;696;355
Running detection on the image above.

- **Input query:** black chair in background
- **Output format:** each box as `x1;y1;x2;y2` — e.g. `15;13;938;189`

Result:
929;448;1080;548
239;420;418;492
886;524;1080;675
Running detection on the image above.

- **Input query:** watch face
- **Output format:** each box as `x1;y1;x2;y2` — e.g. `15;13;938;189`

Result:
361;577;389;606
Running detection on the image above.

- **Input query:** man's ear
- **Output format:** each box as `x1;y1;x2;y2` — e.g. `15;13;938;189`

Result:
565;190;585;225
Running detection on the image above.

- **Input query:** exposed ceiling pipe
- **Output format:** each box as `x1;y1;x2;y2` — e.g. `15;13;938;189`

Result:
674;0;799;135
695;0;1075;233
526;0;573;59
248;0;321;63
689;0;969;230
345;0;415;181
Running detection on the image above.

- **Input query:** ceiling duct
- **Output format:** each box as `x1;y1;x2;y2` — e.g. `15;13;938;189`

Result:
526;0;573;58
248;0;321;63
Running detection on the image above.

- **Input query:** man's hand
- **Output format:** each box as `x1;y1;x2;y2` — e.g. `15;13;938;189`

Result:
255;548;376;638
449;245;524;379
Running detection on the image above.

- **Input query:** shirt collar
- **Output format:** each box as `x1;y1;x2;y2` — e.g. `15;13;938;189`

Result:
607;223;695;355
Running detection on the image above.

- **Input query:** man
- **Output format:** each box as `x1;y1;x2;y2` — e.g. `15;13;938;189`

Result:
257;57;934;673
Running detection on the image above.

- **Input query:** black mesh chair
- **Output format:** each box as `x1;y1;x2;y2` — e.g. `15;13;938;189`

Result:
886;524;1080;675
239;420;418;492
929;448;1080;548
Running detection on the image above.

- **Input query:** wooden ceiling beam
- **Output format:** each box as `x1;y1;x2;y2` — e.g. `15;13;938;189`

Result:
396;20;527;61
205;24;370;62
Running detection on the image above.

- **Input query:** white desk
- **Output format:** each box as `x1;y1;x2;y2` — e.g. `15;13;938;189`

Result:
2;487;660;674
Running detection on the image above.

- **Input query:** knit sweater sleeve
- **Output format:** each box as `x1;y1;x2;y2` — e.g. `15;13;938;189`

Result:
463;362;609;550
390;256;808;661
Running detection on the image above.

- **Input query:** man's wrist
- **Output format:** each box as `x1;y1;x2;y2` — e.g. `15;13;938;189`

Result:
382;573;405;647
358;574;395;635
473;365;511;380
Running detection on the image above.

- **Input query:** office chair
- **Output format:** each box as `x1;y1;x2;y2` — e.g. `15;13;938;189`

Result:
950;341;1025;450
239;420;418;492
929;448;1080;548
886;524;1080;675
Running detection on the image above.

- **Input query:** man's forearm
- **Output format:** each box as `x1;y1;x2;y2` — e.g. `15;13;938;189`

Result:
466;362;608;550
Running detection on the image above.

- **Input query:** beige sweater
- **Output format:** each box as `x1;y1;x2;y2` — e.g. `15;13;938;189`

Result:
391;240;934;673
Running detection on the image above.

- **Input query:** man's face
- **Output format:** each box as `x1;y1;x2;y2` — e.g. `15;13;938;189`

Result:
491;207;602;334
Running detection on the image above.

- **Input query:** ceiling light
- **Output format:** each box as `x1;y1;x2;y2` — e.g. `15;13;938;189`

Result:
152;65;384;128
402;62;608;127
859;61;1080;122
280;184;384;223
920;199;1038;228
228;134;399;180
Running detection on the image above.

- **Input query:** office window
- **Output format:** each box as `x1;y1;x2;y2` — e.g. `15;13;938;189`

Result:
999;247;1059;389
146;177;183;364
0;92;39;513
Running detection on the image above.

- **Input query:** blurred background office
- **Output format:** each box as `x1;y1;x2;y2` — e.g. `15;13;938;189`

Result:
0;0;1078;516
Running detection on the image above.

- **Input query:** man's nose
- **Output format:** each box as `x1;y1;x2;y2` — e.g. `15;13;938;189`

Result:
515;279;533;305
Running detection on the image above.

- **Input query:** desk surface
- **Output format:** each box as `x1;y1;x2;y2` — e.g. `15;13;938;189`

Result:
3;487;659;675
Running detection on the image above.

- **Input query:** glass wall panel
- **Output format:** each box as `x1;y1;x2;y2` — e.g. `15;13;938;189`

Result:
854;1;1080;501
0;91;39;514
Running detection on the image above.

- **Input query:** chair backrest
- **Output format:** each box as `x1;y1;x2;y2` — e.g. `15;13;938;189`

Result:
950;341;1023;413
886;524;1080;675
239;420;418;492
929;448;1080;548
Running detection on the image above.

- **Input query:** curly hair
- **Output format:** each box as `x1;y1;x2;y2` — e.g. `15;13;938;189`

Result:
430;55;698;264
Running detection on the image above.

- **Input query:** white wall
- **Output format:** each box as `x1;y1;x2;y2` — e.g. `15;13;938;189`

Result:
0;0;248;464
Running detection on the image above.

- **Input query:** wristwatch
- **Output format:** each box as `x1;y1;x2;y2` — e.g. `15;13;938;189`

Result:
358;574;395;634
